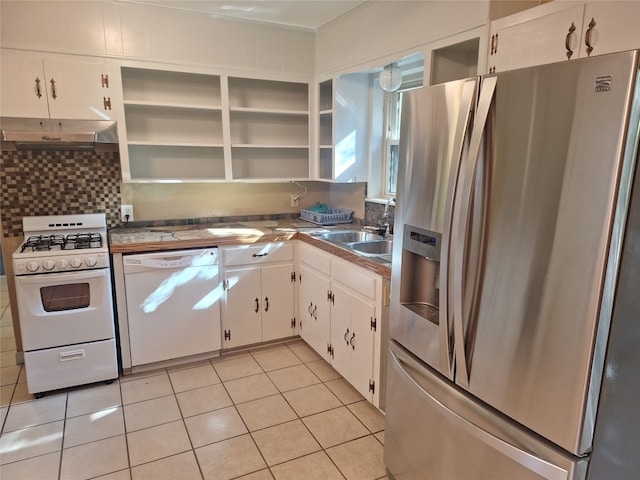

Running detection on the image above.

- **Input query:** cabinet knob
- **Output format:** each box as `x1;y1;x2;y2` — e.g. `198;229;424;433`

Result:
585;17;596;56
565;22;576;59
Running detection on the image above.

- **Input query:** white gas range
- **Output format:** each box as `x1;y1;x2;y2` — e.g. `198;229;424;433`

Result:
12;214;118;397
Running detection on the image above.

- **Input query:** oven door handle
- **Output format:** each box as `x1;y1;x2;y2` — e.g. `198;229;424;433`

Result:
15;268;108;284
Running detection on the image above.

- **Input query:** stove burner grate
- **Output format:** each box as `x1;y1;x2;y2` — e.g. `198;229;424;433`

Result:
65;233;103;250
22;235;66;252
20;233;104;252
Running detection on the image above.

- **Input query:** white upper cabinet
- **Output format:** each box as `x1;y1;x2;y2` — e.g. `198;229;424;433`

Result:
488;2;586;73
317;72;370;183
579;1;640;59
1;50;114;120
488;1;640;74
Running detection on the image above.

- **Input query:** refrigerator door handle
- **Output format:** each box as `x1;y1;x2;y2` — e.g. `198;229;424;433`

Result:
439;78;478;376
452;76;497;388
389;342;581;480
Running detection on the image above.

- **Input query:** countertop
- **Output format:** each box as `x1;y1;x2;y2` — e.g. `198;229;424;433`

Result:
109;220;392;280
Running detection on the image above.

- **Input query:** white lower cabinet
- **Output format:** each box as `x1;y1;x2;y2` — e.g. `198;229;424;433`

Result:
330;281;376;401
298;241;386;408
298;263;331;358
221;242;296;349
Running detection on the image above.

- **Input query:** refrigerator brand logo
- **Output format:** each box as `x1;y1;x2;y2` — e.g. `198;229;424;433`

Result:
595;75;612;92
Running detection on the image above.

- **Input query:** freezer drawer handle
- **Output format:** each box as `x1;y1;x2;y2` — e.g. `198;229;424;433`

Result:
59;350;86;362
390;347;571;480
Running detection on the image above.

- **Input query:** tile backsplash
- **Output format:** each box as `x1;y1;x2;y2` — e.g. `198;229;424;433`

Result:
1;149;122;236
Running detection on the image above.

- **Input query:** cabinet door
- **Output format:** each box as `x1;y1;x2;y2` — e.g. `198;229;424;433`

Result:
298;264;331;359
222;266;262;348
262;263;295;342
349;293;375;401
580;1;640;59
489;3;585;73
0;51;50;118
330;282;352;382
44;57;113;120
333;72;370;182
331;282;375;401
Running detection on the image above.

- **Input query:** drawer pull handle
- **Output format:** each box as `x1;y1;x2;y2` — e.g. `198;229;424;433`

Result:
50;78;57;99
252;253;268;258
59;350;85;362
585;17;596;56
565;22;576;59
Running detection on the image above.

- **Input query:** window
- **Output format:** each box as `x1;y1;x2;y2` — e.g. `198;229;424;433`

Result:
383;91;402;196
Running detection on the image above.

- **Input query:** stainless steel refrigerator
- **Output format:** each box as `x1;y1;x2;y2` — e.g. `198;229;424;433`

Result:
384;50;640;480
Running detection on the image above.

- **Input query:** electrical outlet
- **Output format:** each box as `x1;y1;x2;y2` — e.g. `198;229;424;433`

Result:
290;194;299;207
120;205;134;222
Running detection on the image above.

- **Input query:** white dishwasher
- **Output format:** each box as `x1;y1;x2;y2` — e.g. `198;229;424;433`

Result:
123;248;222;367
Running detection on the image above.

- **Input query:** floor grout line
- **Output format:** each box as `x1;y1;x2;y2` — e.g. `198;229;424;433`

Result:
0;313;386;480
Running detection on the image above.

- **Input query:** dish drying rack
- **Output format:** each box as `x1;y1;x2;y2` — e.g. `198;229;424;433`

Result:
300;207;353;225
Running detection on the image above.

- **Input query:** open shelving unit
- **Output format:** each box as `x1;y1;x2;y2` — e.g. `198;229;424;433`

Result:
228;77;310;180
120;68;310;182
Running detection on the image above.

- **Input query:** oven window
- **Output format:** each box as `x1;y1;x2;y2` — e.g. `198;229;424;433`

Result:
40;283;90;312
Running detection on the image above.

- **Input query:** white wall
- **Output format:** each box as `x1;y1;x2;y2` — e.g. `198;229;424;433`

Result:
0;0;315;78
315;0;491;77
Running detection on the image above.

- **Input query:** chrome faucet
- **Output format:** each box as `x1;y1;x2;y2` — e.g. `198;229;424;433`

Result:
383;197;396;235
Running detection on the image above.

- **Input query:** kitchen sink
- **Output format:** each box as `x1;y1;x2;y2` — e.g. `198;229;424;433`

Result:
315;230;384;243
347;240;393;256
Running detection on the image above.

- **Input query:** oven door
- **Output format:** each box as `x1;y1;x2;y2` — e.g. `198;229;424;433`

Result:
15;268;115;351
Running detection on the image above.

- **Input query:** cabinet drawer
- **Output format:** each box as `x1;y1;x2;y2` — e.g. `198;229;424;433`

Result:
222;242;293;266
298;241;331;276
332;258;377;300
24;339;118;394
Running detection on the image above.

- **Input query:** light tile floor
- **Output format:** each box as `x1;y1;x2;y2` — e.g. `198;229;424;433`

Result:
0;276;388;480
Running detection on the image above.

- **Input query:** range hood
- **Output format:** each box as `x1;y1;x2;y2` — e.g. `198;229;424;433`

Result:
1;117;118;151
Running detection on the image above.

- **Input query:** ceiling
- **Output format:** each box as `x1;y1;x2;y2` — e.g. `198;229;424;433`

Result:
121;0;369;30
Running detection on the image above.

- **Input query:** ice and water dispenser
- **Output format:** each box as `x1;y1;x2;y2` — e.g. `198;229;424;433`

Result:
399;224;442;325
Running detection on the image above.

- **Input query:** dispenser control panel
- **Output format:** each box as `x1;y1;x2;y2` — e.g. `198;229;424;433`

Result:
403;225;442;261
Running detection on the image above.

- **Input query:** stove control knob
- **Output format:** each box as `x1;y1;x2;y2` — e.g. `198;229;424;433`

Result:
26;261;40;273
70;258;83;268
85;257;98;267
58;259;69;269
43;260;56;271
